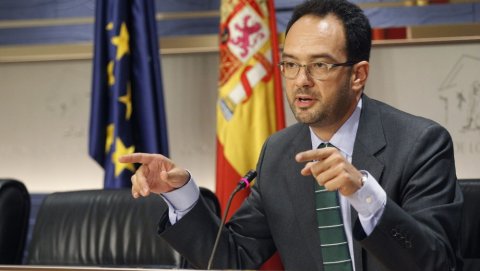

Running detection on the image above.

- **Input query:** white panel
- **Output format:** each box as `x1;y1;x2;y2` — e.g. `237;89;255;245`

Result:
160;53;219;191
366;41;480;179
0;60;103;192
0;53;222;193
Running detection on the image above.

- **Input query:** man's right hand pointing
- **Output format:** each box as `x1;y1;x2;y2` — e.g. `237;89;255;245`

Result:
119;153;190;198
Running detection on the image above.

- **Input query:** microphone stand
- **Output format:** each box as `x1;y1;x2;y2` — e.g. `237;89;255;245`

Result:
206;170;257;270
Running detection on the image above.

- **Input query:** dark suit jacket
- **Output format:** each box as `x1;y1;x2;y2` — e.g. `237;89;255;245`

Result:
159;95;463;271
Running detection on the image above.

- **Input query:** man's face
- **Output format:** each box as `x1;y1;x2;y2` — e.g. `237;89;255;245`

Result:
282;14;360;131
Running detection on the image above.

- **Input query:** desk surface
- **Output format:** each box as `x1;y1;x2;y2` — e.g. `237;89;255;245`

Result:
0;266;189;271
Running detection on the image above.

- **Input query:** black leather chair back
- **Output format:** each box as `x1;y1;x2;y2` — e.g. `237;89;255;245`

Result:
458;179;480;271
0;179;30;264
27;189;179;268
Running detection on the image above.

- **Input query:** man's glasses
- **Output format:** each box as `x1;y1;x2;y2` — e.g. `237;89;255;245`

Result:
278;61;356;80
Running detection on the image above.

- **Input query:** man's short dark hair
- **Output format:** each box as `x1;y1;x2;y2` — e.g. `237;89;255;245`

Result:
285;0;371;62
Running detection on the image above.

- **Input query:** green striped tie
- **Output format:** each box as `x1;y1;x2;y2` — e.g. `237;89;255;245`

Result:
315;143;353;271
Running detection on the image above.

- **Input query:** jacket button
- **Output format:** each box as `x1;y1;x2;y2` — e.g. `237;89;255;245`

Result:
405;240;412;248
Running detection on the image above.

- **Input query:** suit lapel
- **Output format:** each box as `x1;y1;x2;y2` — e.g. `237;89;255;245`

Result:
351;95;386;271
284;96;387;270
285;124;325;269
352;95;386;184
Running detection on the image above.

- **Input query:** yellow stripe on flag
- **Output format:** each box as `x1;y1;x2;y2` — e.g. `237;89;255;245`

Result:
217;0;282;178
216;0;285;268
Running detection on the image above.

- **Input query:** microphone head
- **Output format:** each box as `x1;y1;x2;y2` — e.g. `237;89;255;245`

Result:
244;170;257;181
238;170;257;189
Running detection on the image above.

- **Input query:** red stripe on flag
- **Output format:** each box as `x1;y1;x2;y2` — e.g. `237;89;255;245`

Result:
216;139;251;220
240;66;254;102
246;0;265;18
267;0;285;130
254;52;273;82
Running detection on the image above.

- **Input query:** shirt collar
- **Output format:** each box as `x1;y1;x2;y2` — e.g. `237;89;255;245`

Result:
310;98;362;158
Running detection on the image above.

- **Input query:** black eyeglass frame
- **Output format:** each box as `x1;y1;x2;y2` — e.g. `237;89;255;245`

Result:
278;60;357;80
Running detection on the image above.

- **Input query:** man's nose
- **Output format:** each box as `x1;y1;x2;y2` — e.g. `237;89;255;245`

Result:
294;65;314;87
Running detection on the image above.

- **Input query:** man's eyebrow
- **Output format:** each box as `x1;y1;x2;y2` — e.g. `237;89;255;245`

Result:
281;52;337;62
281;53;297;60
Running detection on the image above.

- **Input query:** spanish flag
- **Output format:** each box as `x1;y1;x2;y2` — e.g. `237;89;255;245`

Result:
216;0;285;268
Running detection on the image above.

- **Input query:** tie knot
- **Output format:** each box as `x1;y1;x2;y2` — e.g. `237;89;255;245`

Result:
317;142;335;149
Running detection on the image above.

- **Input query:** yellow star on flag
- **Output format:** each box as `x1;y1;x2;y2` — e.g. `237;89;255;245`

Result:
105;124;114;153
118;82;132;120
111;22;130;60
107;60;115;86
111;137;135;177
106;22;114;31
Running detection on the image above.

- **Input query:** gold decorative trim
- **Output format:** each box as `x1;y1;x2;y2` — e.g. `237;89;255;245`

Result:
358;0;479;8
1;33;480;63
160;34;218;54
0;43;93;62
0;17;93;29
155;10;219;21
2;1;480;29
373;36;480;47
0;35;220;63
0;10;220;29
408;23;480;39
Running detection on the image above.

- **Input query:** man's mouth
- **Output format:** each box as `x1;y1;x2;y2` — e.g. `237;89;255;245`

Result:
295;96;316;108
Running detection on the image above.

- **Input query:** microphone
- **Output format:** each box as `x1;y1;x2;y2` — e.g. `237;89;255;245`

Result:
237;169;257;190
207;170;257;270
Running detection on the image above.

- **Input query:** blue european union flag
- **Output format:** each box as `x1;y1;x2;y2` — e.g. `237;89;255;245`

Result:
89;0;169;189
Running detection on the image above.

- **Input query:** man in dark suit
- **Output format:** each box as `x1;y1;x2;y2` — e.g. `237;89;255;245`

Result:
120;0;463;270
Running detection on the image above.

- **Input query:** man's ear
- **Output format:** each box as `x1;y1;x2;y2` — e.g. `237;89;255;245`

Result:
351;61;369;94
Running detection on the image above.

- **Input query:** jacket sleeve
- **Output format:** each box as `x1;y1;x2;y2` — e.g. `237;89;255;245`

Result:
157;141;276;269
353;123;463;271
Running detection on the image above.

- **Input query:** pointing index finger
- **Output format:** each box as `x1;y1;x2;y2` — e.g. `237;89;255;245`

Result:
295;148;333;163
118;153;154;164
